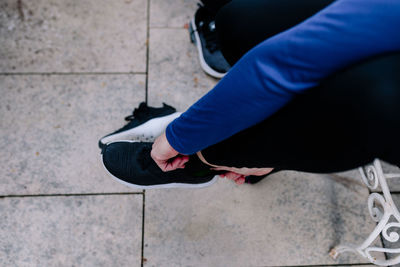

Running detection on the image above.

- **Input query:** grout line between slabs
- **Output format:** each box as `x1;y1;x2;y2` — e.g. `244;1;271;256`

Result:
262;263;373;267
0;72;146;75
141;0;150;266
144;0;151;104
0;192;143;199
141;189;146;267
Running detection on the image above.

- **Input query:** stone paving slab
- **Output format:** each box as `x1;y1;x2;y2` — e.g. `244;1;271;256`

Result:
0;0;146;72
0;75;145;195
150;0;196;28
0;194;142;267
147;28;218;111
144;171;382;267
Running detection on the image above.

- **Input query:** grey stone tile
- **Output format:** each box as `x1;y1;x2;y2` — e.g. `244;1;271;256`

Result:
147;28;218;111
0;0;146;72
0;194;142;267
144;171;383;267
0;75;145;194
380;194;400;267
150;0;197;28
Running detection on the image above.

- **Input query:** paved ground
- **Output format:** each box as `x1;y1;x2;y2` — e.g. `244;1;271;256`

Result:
1;0;399;266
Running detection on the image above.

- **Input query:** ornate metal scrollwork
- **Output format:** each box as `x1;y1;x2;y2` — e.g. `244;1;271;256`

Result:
382;223;400;243
330;159;400;266
361;164;380;190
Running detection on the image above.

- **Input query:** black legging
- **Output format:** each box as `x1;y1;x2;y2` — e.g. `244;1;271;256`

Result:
200;0;400;172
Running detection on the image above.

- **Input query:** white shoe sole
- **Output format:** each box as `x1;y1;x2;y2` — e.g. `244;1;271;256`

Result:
190;18;226;79
101;140;219;189
100;112;182;146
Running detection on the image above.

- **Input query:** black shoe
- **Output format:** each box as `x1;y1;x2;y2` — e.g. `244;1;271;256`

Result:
101;141;220;189
189;3;231;78
98;102;181;149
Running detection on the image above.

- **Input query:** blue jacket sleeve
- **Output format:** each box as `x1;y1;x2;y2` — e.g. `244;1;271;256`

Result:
166;0;400;155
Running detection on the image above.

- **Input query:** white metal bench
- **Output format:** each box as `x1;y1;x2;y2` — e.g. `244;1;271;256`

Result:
330;159;400;266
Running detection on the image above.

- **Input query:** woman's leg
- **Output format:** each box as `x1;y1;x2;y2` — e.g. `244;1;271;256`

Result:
201;53;400;172
216;0;335;65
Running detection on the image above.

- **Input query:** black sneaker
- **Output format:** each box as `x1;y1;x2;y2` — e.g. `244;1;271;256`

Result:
101;141;221;189
189;3;231;78
98;102;181;149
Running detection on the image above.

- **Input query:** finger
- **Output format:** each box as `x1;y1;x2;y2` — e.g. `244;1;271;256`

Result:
155;160;170;172
175;156;189;169
176;156;189;168
235;176;246;185
219;172;233;178
157;158;176;172
163;160;178;172
164;156;189;171
225;172;243;180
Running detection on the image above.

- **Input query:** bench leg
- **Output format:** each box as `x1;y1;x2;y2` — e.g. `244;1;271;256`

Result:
330;159;400;266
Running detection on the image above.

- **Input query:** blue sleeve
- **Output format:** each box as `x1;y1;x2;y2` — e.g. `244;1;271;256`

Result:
166;0;400;155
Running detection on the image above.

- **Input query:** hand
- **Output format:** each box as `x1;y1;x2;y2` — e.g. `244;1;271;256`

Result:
196;151;273;185
216;167;274;185
151;132;189;172
219;172;247;185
